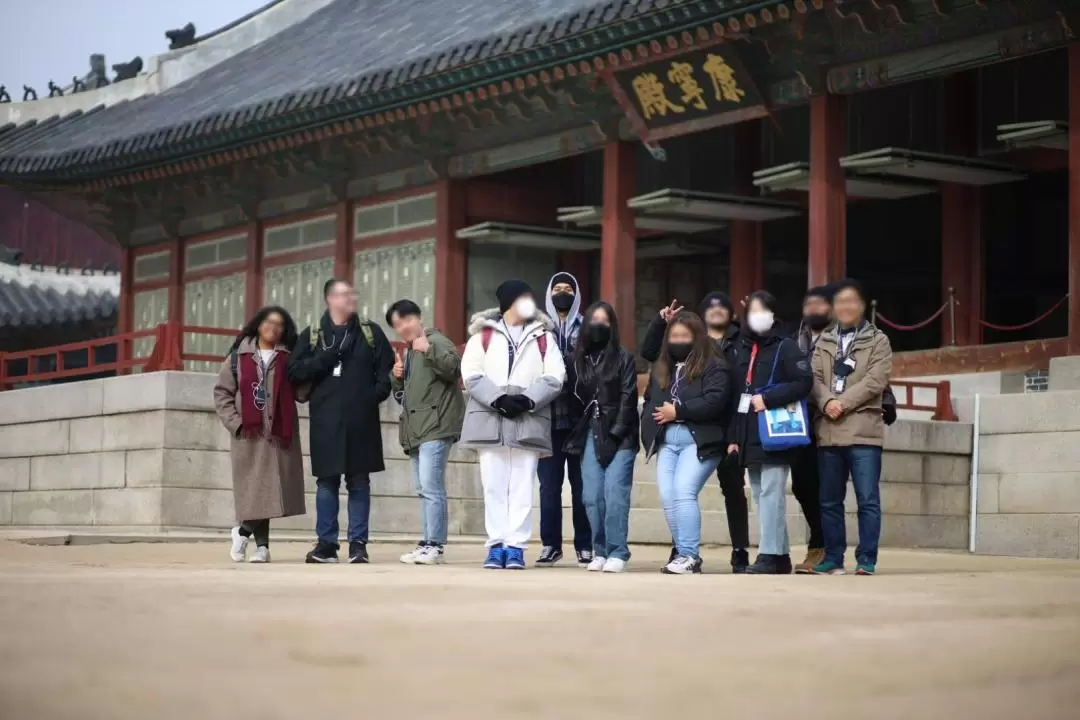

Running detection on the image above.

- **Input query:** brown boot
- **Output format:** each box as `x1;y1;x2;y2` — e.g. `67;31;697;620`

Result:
794;548;825;574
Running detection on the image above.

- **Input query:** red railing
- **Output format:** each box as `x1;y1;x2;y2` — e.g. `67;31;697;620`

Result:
890;379;958;422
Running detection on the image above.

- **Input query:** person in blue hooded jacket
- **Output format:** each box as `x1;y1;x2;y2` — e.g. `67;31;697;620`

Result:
535;271;593;567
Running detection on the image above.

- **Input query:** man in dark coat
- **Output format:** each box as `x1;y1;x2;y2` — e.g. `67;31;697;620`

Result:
289;278;394;564
640;291;751;572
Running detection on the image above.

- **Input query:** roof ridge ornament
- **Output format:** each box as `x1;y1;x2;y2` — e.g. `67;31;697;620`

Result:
22;85;37;102
166;22;197;50
0;86;9;103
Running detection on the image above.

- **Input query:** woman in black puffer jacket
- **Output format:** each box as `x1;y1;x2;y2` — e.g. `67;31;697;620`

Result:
563;302;639;573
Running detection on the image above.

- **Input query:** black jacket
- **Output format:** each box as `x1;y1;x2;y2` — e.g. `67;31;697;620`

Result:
563;347;640;466
641;355;731;462
727;329;813;468
288;312;394;477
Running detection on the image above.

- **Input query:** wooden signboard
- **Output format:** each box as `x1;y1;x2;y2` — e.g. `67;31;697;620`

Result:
605;43;768;144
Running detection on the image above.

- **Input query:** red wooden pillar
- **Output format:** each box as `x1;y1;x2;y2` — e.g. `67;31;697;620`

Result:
334;201;353;282
557;250;592;304
165;236;185;369
245;219;264;313
118;246;134;370
435;178;468;343
808;93;848;287
730;120;764;310
600;141;637;349
1069;44;1080;355
941;72;984;346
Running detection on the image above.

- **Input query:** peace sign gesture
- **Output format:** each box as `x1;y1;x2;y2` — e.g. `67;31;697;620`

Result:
392;347;405;379
659;298;684;323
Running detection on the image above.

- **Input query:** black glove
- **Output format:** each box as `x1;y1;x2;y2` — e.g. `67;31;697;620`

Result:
882;403;897;426
506;394;534;414
492;395;523;419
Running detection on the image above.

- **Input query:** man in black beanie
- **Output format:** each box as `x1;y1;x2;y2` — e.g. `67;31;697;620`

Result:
640;289;752;573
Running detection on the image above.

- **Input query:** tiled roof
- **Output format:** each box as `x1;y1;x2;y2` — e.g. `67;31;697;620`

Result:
0;0;752;179
0;251;119;328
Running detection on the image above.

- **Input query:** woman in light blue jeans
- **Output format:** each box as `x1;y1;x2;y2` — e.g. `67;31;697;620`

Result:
640;312;731;574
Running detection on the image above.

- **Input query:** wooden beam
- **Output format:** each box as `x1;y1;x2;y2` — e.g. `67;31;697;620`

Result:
808;93;847;286
435;179;468;343
892;338;1067;378
600;141;637;350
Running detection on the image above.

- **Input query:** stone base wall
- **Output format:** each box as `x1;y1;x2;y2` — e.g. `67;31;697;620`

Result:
0;372;973;552
969;389;1080;559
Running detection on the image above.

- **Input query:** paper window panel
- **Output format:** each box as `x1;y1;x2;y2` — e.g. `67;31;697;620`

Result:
132;287;169;370
183;273;245;372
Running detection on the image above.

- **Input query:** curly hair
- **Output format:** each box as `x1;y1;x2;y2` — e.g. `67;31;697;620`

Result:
653;312;715;391
228;306;299;355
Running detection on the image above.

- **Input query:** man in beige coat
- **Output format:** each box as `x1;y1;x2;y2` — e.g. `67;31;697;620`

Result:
214;307;306;563
810;279;892;576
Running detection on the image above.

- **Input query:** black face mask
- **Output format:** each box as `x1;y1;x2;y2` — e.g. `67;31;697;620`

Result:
667;342;692;363
586;323;611;349
804;314;831;331
551;292;575;312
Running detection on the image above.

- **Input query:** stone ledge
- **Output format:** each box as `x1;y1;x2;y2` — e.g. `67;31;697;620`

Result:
884;420;972;455
994;472;1080;515
979;432;1080;475
976;389;1080;435
0;379;104;426
975;513;1080;560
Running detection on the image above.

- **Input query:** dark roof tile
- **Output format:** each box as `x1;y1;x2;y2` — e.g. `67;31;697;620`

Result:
0;253;118;329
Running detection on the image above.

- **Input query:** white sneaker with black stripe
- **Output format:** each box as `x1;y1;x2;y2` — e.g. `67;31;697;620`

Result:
399;543;427;564
661;555;701;575
413;545;444;565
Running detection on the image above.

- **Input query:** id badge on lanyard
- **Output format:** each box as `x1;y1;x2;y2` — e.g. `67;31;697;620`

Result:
738;344;758;414
834;334;855;393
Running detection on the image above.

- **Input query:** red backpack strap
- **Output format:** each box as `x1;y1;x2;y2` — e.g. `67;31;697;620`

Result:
481;327;493;352
537;334;547;360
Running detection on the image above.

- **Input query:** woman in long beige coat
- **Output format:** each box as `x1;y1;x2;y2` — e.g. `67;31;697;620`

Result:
213;306;306;563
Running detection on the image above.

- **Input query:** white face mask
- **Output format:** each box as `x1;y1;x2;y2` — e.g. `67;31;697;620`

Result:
514;297;537;320
747;311;774;334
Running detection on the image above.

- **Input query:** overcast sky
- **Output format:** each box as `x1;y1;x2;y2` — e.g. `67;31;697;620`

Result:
1;0;269;93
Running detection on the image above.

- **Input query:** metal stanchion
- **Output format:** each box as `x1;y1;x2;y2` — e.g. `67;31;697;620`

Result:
947;287;957;346
870;299;877;326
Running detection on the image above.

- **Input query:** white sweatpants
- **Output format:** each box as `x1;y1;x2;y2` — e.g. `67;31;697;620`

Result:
477;446;539;549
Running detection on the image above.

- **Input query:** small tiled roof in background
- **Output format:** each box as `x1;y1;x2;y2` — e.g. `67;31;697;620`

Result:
0;246;118;328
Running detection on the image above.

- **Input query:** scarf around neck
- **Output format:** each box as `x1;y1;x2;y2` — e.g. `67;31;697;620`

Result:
239;349;295;448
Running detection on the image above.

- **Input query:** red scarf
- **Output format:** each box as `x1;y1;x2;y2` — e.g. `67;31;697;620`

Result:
239;351;295;449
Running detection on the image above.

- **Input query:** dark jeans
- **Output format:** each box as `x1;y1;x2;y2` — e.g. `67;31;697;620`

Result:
818;445;882;566
790;444;824;549
239;519;270;547
537;428;590;552
315;473;371;545
717;457;750;550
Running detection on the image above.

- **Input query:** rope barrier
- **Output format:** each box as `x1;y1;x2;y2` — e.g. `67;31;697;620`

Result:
875;302;948;332
976;295;1068;332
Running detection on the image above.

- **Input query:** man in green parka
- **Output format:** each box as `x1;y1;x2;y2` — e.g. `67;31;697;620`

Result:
387;299;466;565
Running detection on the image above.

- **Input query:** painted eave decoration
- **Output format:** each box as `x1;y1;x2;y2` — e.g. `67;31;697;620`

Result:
0;0;831;187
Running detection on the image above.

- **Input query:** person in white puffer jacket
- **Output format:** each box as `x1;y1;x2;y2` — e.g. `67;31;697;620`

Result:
458;279;565;570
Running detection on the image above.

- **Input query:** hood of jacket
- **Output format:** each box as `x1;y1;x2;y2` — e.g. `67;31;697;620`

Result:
467;307;556;337
234;336;290;356
545;271;582;345
816;320;884;354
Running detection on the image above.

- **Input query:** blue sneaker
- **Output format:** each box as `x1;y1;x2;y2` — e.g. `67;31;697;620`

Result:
483;545;506;569
505;547;526;570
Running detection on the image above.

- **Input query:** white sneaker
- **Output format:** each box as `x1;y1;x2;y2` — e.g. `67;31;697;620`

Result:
399;544;426;564
661;555;700;575
413;545;444;565
586;556;606;572
602;557;627;573
249;546;271;563
230;526;248;562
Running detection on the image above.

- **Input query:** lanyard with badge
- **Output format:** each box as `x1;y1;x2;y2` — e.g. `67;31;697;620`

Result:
322;329;349;377
737;344;759;414
833;331;857;394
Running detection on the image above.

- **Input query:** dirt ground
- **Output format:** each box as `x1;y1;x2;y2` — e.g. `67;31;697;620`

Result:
1;539;1079;720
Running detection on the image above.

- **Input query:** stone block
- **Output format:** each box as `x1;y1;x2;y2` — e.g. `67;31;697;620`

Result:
996;472;1080;514
29;452;125;490
976;474;999;514
370;459;482;500
0;491;11;524
0;378;104;426
0;457;30;490
160;488;234;528
879;514;968;550
631;481;728;512
979;432;1080;475
12;489;94;525
0;420;69;458
975;513;1080;560
882;452;970;486
878;483;969;517
102;373;170;414
92;488;163;526
101;411;165;451
977;390;1080;435
161;449;232;491
163;410;230;451
884;420;972;455
1048;356;1080;392
68;417;105;453
162;372;217;412
125;449;165;487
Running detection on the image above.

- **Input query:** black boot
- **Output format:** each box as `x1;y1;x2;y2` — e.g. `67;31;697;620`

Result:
730;548;750;574
747;554;793;575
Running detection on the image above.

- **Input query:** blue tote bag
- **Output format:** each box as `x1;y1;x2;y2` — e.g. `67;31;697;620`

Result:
755;341;811;452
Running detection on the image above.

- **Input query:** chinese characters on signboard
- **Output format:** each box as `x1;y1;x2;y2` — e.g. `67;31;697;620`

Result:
610;45;766;141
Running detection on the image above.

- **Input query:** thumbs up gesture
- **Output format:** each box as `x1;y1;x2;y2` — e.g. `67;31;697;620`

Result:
392;348;404;379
